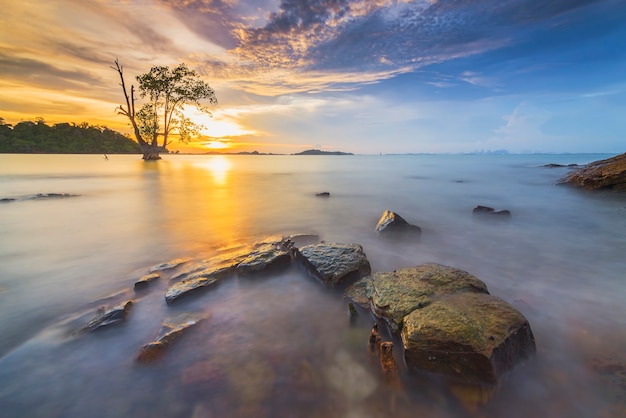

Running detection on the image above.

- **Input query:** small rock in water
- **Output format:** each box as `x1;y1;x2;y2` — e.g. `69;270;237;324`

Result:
79;300;134;333
315;192;330;197
375;210;422;238
134;272;160;290
472;205;512;219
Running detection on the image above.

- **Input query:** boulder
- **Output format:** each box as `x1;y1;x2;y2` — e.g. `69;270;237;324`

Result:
345;263;489;332
375;210;422;237
402;292;536;384
136;313;208;363
345;264;535;384
559;152;626;190
295;243;371;286
79;300;133;333
472;206;511;219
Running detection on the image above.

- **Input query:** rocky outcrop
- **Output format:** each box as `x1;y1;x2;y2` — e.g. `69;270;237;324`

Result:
78;300;133;333
472;205;511;219
345;263;535;385
136;313;208;363
295;243;371;286
375;210;422;237
165;236;295;303
559;152;626;190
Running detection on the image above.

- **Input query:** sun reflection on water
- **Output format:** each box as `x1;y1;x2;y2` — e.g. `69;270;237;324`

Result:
194;156;232;185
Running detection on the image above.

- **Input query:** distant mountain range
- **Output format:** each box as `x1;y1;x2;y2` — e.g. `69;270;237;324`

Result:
292;149;353;155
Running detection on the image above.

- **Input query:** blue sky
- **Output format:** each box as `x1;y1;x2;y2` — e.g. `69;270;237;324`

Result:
1;0;625;153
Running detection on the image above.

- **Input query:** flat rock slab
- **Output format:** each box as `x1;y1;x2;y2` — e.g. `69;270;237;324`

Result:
295;243;371;286
136;313;208;363
346;263;489;332
345;263;535;385
165;265;234;304
402;292;536;384
236;242;291;274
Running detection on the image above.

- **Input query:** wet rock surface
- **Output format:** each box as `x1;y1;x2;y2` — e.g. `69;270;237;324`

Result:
134;272;160;290
149;258;191;273
559;152;626;190
295;242;371;286
346;263;489;332
165;265;235;304
78;300;134;333
375;210;422;237
346;263;535;384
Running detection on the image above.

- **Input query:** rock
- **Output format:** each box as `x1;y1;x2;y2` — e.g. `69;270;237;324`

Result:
543;163;579;168
472;205;511;219
134;273;160;290
379;341;400;384
295;242;372;286
236;242;291;274
375;210;422;237
346;263;489;332
315;192;330;197
346;263;536;385
402;292;536;384
165;265;234;304
136;312;208;363
149;258;191;273
559;152;626;190
79;300;133;333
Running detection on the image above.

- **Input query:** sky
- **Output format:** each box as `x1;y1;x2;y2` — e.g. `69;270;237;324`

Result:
1;0;625;154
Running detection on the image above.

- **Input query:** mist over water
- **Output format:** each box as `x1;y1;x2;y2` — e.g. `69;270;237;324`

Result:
0;154;624;417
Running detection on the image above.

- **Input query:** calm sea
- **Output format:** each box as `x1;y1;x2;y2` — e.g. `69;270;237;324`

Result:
0;153;624;417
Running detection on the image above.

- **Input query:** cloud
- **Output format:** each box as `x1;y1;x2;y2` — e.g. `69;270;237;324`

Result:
179;0;606;95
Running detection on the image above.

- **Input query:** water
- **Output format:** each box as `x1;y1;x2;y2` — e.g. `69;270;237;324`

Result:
0;153;624;417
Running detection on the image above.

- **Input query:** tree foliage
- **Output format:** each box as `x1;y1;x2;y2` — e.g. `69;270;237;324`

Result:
0;118;141;154
112;60;217;160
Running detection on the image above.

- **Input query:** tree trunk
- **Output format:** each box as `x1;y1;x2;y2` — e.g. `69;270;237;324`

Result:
140;143;162;160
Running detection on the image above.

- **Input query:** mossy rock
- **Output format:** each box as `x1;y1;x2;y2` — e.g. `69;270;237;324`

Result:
402;292;536;384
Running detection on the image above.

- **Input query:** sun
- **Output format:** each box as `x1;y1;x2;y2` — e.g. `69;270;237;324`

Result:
205;140;229;150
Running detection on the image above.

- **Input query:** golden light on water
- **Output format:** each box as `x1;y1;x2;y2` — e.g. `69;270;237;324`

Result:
194;156;232;185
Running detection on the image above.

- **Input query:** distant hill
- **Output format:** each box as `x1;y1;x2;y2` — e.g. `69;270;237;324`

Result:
0;119;141;154
293;149;353;155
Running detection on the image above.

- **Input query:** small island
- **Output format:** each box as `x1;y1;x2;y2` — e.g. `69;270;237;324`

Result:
293;149;353;155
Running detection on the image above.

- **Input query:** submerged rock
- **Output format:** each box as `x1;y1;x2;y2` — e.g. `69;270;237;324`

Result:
472;205;511;219
295;242;371;286
559;152;626;190
149;258;191;273
315;192;330;197
79;300;133;333
375;210;422;237
134;273;160;290
345;263;535;385
136;312;208;363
